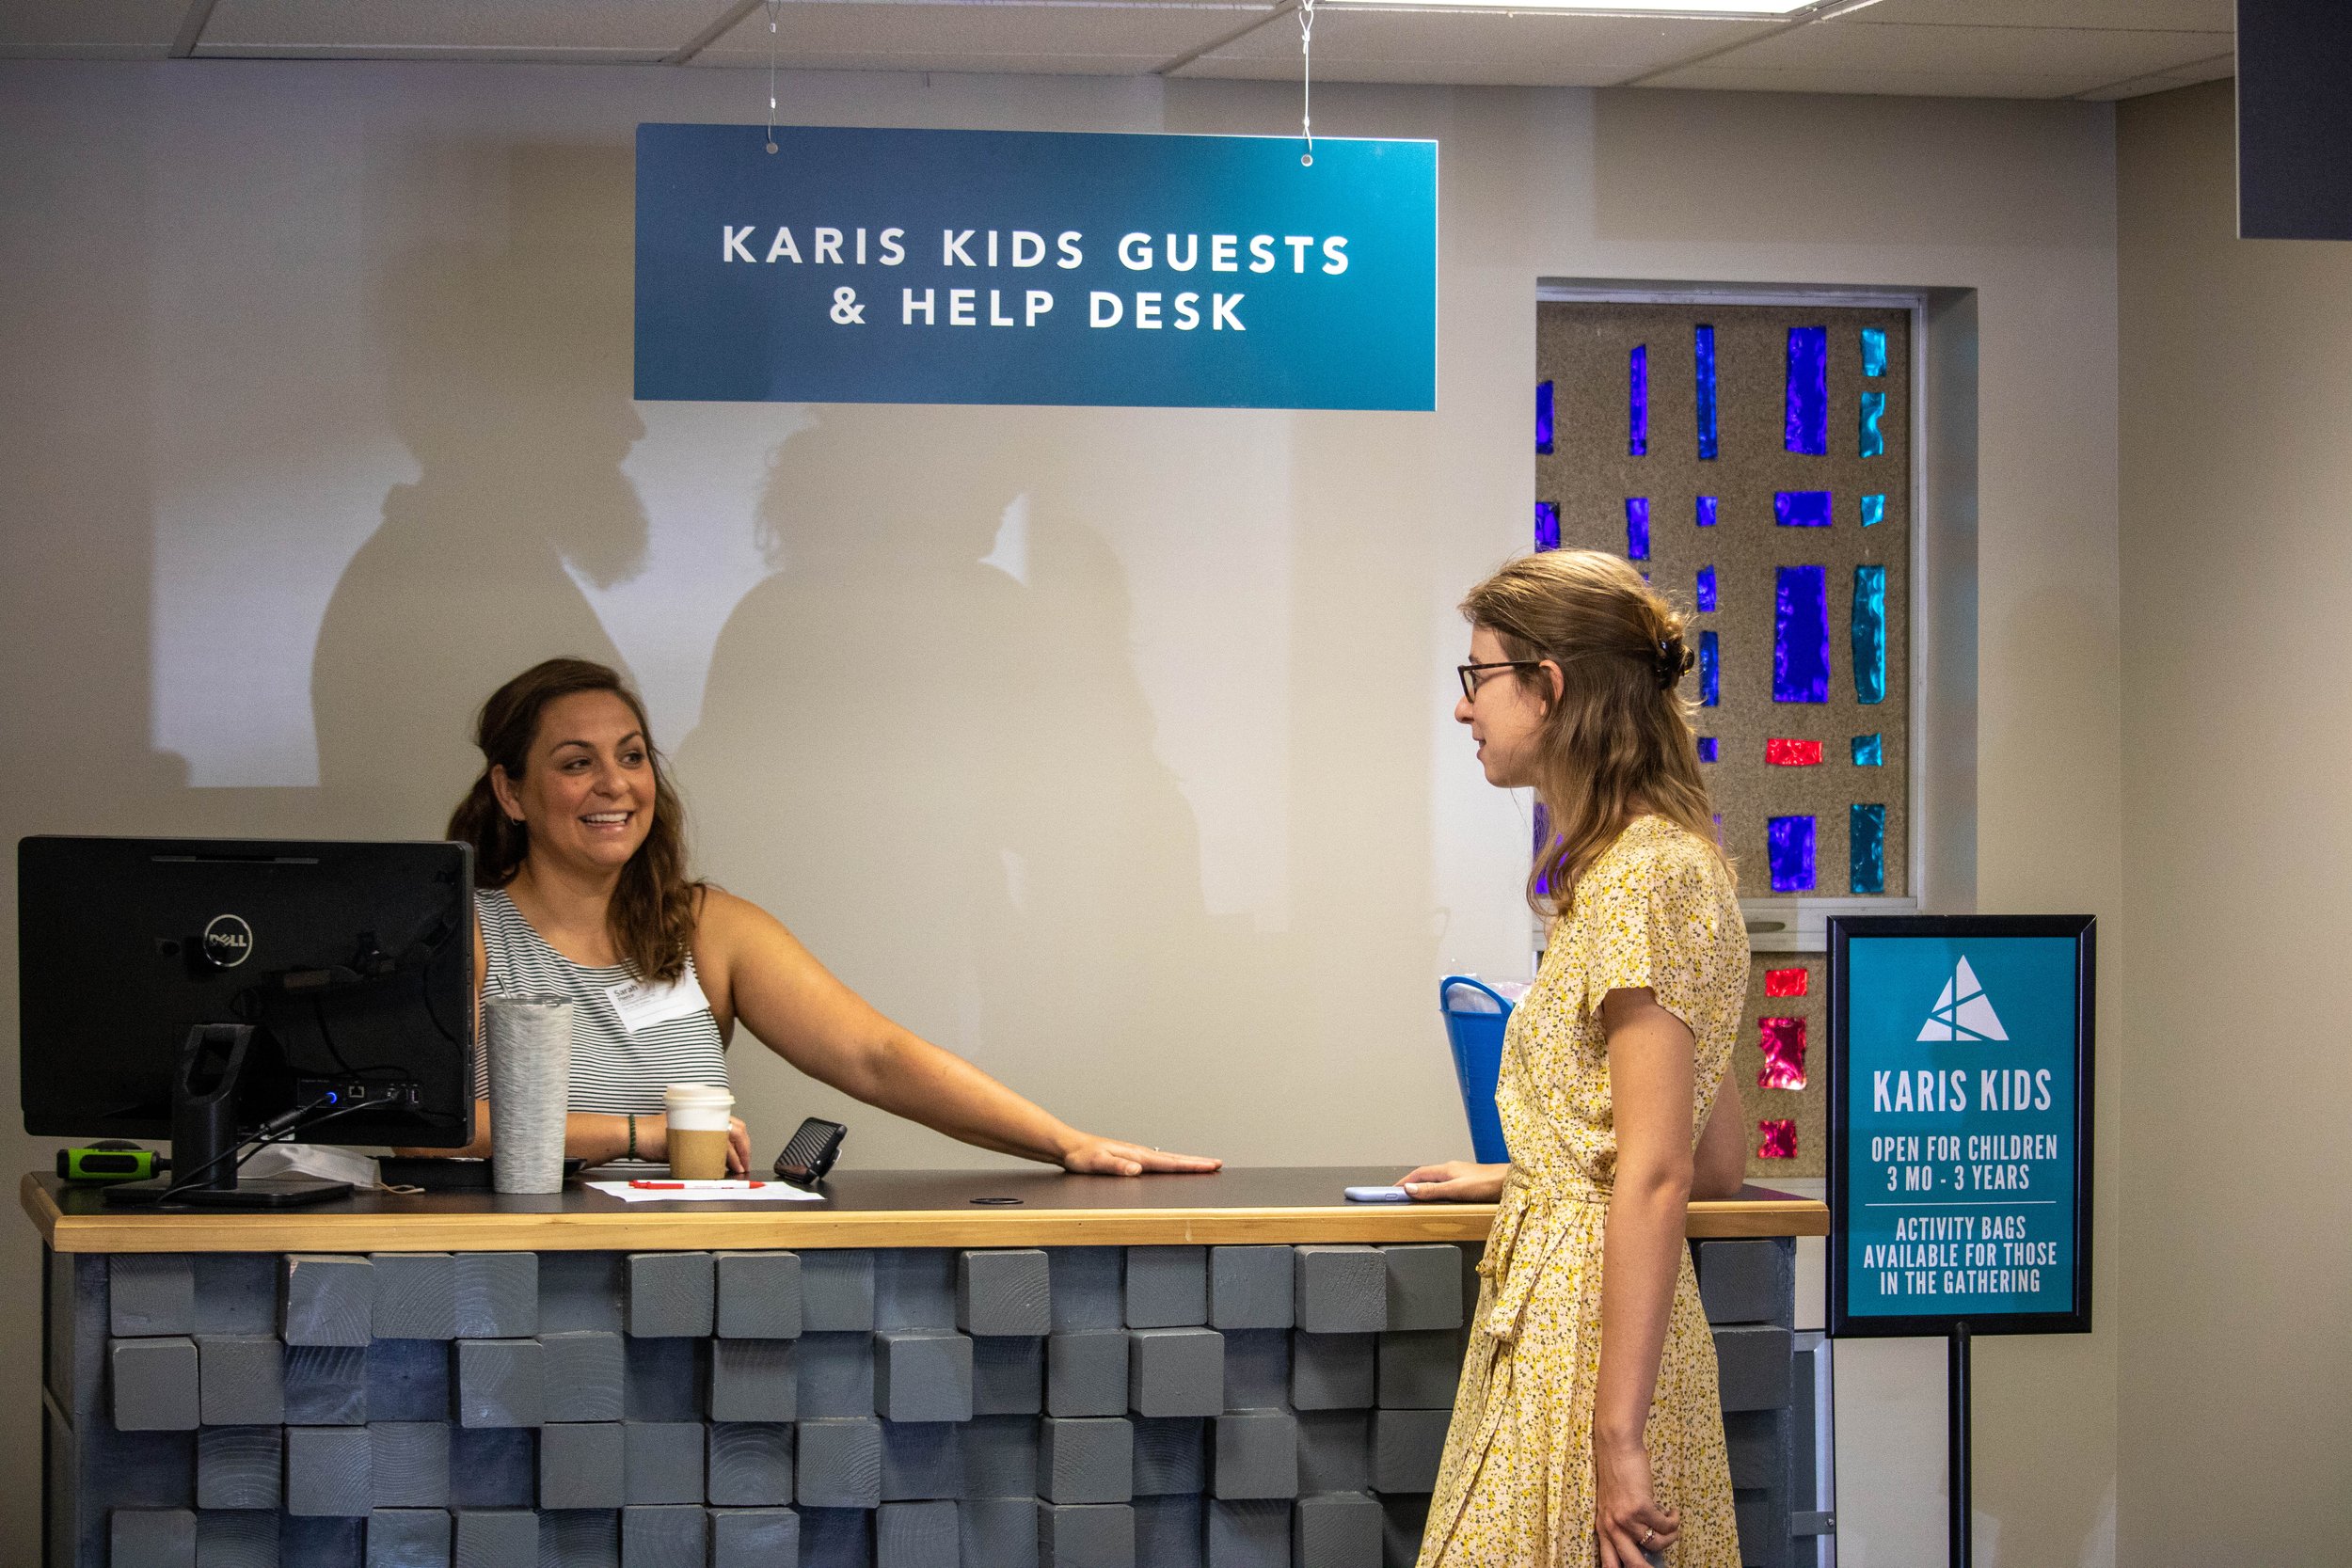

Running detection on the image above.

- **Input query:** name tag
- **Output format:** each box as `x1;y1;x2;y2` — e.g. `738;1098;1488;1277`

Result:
605;971;711;1037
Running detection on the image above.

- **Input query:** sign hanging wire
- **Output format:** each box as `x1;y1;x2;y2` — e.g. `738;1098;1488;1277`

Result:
1297;0;1317;166
765;0;782;152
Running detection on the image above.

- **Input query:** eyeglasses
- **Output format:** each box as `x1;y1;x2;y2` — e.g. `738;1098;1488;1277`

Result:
1458;660;1544;701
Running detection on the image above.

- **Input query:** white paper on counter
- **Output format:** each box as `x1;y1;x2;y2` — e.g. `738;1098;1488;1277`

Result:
585;1180;826;1202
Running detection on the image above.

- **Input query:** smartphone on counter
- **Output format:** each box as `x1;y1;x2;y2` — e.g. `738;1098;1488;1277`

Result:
1343;1185;1412;1202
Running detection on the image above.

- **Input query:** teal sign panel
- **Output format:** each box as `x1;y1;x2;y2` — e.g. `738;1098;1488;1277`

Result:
1830;916;2094;1337
633;123;1438;410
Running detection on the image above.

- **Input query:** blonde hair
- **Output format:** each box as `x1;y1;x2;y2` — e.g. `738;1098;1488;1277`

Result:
1460;549;1730;913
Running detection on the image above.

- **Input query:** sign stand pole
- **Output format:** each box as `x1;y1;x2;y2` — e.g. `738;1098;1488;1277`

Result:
1947;1322;1972;1567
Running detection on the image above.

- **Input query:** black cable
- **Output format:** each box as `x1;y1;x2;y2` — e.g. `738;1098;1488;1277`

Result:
121;1095;370;1206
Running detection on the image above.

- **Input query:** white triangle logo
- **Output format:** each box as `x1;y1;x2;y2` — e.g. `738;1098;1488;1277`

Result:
1916;956;2009;1043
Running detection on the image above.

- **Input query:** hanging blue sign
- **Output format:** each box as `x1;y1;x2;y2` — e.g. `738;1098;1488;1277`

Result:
1829;916;2095;1337
633;123;1438;410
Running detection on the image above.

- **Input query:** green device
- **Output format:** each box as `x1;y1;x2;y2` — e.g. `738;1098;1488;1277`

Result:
56;1142;165;1183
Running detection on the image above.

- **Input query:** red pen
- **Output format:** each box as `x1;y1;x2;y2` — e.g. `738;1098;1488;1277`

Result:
628;1180;767;1189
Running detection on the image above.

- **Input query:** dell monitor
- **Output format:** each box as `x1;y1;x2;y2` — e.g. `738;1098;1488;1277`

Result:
18;837;477;1206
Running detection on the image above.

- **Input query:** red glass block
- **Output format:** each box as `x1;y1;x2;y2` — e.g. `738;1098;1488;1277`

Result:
1765;737;1824;766
1764;967;1809;997
1757;1017;1807;1090
1756;1119;1799;1160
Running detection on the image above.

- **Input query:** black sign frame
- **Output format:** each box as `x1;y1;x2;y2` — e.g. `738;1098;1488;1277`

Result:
1828;914;2095;1339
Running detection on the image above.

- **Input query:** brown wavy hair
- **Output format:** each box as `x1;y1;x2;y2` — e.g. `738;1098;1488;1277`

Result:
1461;550;1731;914
447;658;701;983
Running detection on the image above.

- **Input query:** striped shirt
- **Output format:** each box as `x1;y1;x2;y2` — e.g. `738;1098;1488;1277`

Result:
474;888;729;1116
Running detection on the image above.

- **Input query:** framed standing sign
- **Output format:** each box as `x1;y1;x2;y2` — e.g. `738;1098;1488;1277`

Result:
1829;915;2095;1338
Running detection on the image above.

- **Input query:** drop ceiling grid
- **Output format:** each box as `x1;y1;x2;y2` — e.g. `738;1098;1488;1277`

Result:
1175;10;1779;87
692;0;1282;77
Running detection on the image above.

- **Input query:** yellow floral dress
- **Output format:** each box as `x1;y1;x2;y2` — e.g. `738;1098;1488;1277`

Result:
1419;815;1748;1568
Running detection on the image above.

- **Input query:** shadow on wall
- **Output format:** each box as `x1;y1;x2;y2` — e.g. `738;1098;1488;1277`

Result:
679;404;1305;1147
311;145;646;839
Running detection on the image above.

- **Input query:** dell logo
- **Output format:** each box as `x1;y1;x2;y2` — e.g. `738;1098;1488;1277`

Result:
201;914;254;969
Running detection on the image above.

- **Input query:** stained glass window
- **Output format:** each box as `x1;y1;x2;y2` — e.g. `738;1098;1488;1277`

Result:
1850;803;1885;895
1859;389;1886;459
1536;379;1554;455
1535;501;1560;553
1698;629;1719;707
1861;325;1887;378
1772;565;1830;704
1764;967;1808;997
1767;815;1816;893
1629;345;1648;458
1860;493;1885;528
1757;1017;1806;1090
1694;325;1719;461
1757;1120;1799;1160
1851;565;1886;705
1774;490;1833;529
1766;738;1823;767
1695;565;1717;613
1626;498;1650;561
1696;495;1718;529
1697;737;1718;763
1785;326;1828;456
1851;733;1883;766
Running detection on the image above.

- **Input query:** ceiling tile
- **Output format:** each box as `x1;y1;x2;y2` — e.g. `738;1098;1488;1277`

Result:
0;0;191;58
2073;50;2233;101
1180;10;1778;88
1851;0;2233;29
1646;19;2234;98
692;0;1274;75
196;0;736;60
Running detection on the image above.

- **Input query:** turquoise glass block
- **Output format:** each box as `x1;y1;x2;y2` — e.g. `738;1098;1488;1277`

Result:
1535;501;1560;552
1695;325;1719;460
1860;493;1885;528
1859;390;1886;458
1785;326;1828;455
1850;803;1886;895
1852;565;1886;705
1536;379;1554;455
1626;497;1650;561
1862;326;1887;377
1629;345;1648;457
1697;737;1717;763
1851;733;1883;766
1774;490;1833;528
1696;495;1719;529
1695;565;1717;612
1698;629;1719;706
1768;816;1817;893
1773;565;1830;704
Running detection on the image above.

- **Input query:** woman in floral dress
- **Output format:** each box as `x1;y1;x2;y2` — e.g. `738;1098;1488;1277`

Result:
1406;550;1752;1568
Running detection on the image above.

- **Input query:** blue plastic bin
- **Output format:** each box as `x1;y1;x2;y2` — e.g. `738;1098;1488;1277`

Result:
1440;976;1516;1164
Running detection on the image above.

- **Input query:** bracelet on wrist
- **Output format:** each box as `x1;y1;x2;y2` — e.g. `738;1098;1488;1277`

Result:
627;1113;639;1160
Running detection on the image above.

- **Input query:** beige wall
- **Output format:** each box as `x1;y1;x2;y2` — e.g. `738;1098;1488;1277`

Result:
2115;79;2352;1565
0;64;2122;1563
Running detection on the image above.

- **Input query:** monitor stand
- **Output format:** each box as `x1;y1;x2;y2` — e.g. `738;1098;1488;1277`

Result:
106;1022;352;1209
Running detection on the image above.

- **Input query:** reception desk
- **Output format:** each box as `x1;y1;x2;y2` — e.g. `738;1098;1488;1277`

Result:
26;1168;1827;1568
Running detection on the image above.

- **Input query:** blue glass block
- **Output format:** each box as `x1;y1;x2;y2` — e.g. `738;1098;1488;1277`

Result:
1696;496;1718;529
1850;804;1886;895
1695;565;1717;613
1860;493;1885;529
1767;816;1817;894
1852;565;1886;705
1532;801;1551;896
1696;737;1717;763
1859;390;1886;458
1774;491;1833;529
1694;325;1719;460
1698;630;1719;707
1534;501;1560;553
1535;380;1554;455
1773;565;1830;705
1625;498;1650;561
1861;326;1887;378
1785;326;1828;455
1851;733;1883;767
1628;345;1648;457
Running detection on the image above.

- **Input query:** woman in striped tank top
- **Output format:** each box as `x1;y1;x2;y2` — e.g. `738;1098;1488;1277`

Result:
438;657;1220;1178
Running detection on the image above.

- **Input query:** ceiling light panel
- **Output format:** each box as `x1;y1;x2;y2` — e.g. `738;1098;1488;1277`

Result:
694;1;1279;76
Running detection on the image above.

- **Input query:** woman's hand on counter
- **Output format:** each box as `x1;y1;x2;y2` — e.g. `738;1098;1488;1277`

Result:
1057;1133;1223;1178
1398;1161;1511;1202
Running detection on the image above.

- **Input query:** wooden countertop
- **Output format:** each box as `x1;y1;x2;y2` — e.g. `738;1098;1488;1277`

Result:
21;1168;1828;1254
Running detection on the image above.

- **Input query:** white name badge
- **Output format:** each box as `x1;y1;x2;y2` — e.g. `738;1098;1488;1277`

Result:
605;971;711;1037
